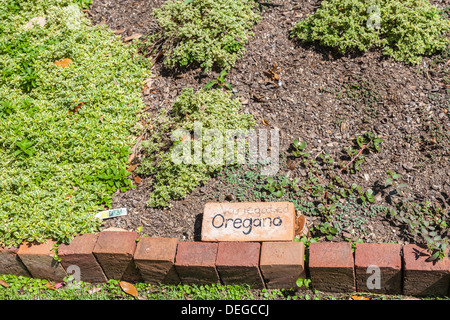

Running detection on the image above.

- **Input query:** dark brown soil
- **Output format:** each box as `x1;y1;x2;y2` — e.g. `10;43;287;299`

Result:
88;0;450;244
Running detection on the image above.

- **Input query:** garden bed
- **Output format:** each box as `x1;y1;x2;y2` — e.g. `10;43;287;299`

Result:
87;0;449;252
0;0;448;259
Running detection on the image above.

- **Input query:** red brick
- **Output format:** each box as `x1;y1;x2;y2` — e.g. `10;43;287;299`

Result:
260;241;305;289
354;243;402;294
0;246;31;277
308;242;355;293
134;237;179;284
121;260;143;283
174;242;219;284
17;241;67;282
403;244;450;297
58;233;107;283
92;231;138;280
215;242;264;289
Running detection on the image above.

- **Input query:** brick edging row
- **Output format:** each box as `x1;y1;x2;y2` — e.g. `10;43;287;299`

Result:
1;230;449;297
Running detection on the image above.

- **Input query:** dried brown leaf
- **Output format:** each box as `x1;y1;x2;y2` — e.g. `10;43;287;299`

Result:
134;175;142;184
119;281;138;298
54;58;73;68
127;163;139;172
286;159;296;170
124;33;142;42
68;102;83;114
128;152;136;164
0;279;9;288
114;28;126;34
46;282;55;290
351;296;371;300
295;214;307;236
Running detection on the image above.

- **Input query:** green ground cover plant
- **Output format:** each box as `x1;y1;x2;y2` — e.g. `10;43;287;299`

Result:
291;0;450;64
136;88;255;207
152;0;260;72
205;135;449;259
0;0;150;246
1;274;428;300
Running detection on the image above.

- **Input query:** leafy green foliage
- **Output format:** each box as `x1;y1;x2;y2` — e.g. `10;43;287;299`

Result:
204;70;233;91
314;222;338;240
263;176;290;198
153;0;260;72
296;278;312;289
384;171;449;260
206;139;386;240
292;0;450;64
73;0;92;9
136;88;255;207
340;131;383;173
0;0;150;246
291;139;308;158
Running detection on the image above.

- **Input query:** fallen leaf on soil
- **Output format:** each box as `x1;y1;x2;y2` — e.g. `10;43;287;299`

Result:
286;158;296;170
295;214;308;236
134;175;142;184
253;94;264;102
119;281;138;298
124;33;142;42
54;58;73;68
54;282;63;289
127;163;139;172
0;279;10;288
24;17;46;30
152;50;166;64
114;28;126;34
46;282;55;290
264;65;281;82
98;20;106;26
351;296;370;300
128;152;136;164
88;287;102;294
68;102;83;114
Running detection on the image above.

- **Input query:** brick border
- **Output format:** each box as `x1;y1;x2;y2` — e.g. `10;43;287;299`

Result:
1;233;449;296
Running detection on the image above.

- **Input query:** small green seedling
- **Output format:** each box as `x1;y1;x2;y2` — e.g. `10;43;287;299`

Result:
263;176;288;198
315;222;338;240
204;70;233;91
296;278;311;289
291;139;308;158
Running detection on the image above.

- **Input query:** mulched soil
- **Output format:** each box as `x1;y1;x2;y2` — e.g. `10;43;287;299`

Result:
87;0;450;243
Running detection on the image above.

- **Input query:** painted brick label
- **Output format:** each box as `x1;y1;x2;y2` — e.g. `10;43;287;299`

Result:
201;202;295;241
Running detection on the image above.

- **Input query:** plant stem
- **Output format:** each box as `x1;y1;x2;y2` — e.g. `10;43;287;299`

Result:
338;141;372;174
